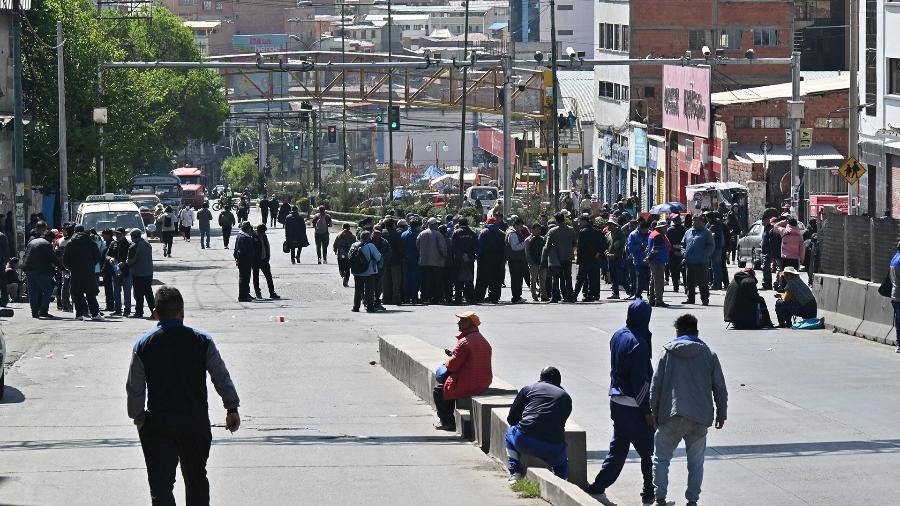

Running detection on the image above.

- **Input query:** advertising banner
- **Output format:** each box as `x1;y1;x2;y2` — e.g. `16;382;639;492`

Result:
233;34;289;53
662;65;711;138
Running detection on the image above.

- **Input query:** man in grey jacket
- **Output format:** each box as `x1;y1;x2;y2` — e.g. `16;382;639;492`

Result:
649;314;727;506
417;217;448;304
127;230;155;318
542;211;575;302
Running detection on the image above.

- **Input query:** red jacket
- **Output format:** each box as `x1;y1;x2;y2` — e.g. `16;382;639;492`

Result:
443;327;493;400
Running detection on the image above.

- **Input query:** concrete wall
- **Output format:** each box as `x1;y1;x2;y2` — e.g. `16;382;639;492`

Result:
812;273;897;346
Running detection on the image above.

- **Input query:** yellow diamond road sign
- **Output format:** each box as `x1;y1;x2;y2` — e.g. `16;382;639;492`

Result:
839;156;865;185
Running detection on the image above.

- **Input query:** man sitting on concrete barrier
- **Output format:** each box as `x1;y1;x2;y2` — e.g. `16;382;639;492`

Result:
505;366;572;483
433;312;493;431
586;299;656;505
774;266;817;327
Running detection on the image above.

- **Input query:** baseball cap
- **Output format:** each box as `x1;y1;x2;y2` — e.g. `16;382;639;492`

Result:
455;311;481;327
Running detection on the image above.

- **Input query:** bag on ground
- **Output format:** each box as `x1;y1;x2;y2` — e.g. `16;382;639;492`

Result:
792;317;824;330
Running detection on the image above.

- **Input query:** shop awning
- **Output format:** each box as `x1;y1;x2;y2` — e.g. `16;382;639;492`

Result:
730;143;844;169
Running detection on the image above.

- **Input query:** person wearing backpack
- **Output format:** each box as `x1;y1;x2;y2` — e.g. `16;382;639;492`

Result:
156;206;177;257
197;203;213;249
218;206;236;249
349;230;382;313
312;205;333;264
333;223;355;287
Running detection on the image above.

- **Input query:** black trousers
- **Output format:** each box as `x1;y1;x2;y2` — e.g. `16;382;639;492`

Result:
474;261;504;302
222;227;232;248
261;210;269;225
138;415;212;506
574;262;600;299
253;260;275;297
684;263;710;304
432;383;455;426
71;277;100;317
352;274;376;310
238;265;252;299
162;231;174;256
508;260;527;300
290;247;303;263
315;233;329;261
132;275;155;316
382;263;402;304
761;253;773;289
338;257;351;283
667;256;682;291
422;265;444;303
103;272;115;310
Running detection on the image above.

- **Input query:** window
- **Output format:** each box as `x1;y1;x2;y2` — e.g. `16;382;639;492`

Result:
215;0;222;9
614;84;621;100
178;0;193;5
689;30;706;50
598;81;628;101
598;23;605;49
558;4;573;9
202;0;211;8
613;25;620;50
685;139;694;161
623;25;629;51
889;58;900;95
865;0;877;115
814;117;848;128
752;28;778;46
606;23;614;49
733;116;788;129
558;29;573;36
644;86;655;98
720;29;741;50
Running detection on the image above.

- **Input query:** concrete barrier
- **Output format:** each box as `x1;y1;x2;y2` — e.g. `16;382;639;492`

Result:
828;277;867;336
812;274;840;313
525;468;608;506
471;395;518;452
859;283;897;345
488;406;587;487
454;408;473;440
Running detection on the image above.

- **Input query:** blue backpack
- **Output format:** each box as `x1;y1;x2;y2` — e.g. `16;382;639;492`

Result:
792;317;824;330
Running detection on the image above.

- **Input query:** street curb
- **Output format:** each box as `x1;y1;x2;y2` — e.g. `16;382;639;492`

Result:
525;468;605;506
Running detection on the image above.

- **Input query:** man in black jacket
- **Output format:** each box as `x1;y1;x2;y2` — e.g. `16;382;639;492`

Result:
233;223;256;302
197;203;213;249
382;219;404;304
283;206;309;264
665;216;687;293
63;225;103;320
107;228;132;316
505;366;572;482
252;224;279;300
574;216;607;301
126;286;240;506
474;218;506;303
259;195;270;227
101;229;116;311
22;230;60;318
451;218;477;304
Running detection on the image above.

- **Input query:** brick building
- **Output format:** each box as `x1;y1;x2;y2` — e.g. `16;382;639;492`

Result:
163;0;296;55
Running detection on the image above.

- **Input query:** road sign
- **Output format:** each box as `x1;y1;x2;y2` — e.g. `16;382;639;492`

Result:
784;129;792;149
838;156;866;185
799;128;813;149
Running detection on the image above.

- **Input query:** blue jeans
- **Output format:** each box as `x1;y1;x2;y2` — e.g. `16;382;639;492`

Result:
590;401;654;493
199;227;211;248
893;300;900;349
710;249;723;286
505;425;568;480
25;271;53;317
654;416;708;502
112;274;133;314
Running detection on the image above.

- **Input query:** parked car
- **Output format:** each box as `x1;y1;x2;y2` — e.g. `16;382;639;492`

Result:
737;219;805;269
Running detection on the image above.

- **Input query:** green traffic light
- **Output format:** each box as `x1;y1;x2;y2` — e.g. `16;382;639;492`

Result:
375;114;383;124
390;121;399;130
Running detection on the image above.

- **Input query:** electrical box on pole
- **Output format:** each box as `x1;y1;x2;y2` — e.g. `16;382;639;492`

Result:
388;105;400;130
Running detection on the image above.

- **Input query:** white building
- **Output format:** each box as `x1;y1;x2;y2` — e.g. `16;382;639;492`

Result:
592;1;631;203
857;0;900;217
364;13;431;37
539;0;594;57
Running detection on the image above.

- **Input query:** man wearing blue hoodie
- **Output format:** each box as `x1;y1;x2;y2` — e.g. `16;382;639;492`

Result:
401;218;422;303
626;221;651;300
650;314;728;506
586;299;656;505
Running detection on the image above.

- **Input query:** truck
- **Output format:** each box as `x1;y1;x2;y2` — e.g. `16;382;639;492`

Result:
171;166;207;208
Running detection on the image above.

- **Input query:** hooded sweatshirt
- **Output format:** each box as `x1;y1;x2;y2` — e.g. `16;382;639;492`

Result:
650;335;728;427
608;299;653;413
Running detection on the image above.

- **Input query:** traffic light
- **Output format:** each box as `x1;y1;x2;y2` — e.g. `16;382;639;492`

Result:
293;136;301;150
388;105;400;131
300;101;313;125
374;112;384;124
327;126;337;143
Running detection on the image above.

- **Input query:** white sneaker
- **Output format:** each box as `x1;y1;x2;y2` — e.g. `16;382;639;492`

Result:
508;473;523;483
82;316;92;321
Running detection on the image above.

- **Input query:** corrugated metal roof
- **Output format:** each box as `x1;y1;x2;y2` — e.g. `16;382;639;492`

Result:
711;74;849;106
557;71;595;123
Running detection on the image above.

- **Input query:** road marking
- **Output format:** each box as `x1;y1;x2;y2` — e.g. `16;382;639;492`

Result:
760;394;803;411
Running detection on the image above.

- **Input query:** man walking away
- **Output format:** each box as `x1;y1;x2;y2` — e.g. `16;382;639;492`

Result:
587;299;656;505
126;286;240;506
259;195;270;226
127;230;155;319
108;228;133;317
401;219;422;303
219;206;236;249
417;218;449;304
311;205;333;264
506;367;572;482
157;206;177;257
22;230;60;319
283;206;310;264
433;312;493;431
890;241;900;352
179;205;194;242
451;218;477;304
650;314;728;506
681;216;714;306
100;229;116;312
64;225;103;321
252;224;280;300
542;212;576;302
277;198;291;227
197;203;213;249
647;222;671;307
525;224;547;302
333;223;355;287
349;230;382;312
268;197;279;227
233;223;256;302
505;217;529;303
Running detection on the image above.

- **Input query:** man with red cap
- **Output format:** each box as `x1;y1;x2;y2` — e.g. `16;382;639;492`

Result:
433;312;493;431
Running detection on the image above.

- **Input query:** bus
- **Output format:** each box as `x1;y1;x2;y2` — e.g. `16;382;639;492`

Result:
171;166;207;208
131;174;183;210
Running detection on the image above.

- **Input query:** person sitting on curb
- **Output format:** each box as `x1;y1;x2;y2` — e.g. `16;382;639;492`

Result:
433;312;493;431
774;266;817;327
723;268;774;329
505;366;572;483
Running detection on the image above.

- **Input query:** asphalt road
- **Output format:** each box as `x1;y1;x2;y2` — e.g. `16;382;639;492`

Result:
3;211;897;505
0;213;539;506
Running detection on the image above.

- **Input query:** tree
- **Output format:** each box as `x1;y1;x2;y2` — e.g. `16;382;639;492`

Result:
22;1;229;199
221;154;258;190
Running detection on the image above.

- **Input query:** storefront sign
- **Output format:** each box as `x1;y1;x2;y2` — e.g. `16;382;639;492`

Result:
662;65;711;138
634;128;647;168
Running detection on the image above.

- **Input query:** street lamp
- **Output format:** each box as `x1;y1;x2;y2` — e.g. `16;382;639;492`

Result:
425;141;449;167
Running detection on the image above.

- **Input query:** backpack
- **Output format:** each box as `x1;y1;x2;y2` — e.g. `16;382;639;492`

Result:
315;214;329;233
792;317;824;330
163;215;172;228
348;243;370;274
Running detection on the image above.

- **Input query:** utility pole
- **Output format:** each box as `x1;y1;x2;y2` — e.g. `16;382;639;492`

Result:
458;0;470;208
341;2;348;174
11;0;24;249
97;68;106;193
848;0;859;214
502;55;512;215
258;120;268;180
57;21;69;222
312;110;320;192
790;51;804;222
549;0;561;211
387;0;395;199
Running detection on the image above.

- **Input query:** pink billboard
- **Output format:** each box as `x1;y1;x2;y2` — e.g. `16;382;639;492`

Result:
662;65;711;139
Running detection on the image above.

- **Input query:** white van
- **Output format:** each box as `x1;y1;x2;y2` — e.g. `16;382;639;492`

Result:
75;194;154;236
465;186;499;213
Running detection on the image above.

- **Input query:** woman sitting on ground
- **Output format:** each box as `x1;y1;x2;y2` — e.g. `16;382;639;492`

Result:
724;267;774;329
